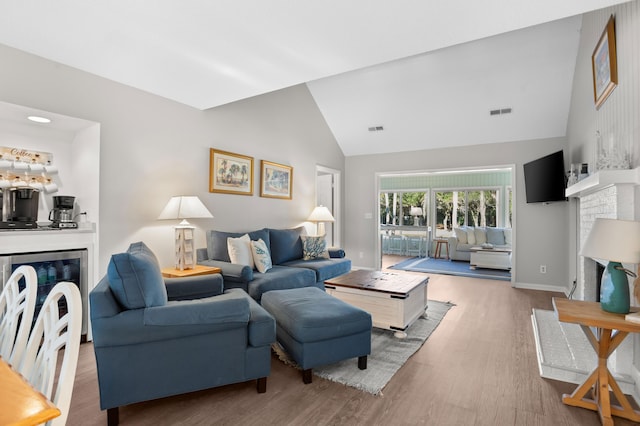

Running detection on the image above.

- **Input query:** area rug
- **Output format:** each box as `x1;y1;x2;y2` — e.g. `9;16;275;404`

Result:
389;257;511;281
273;299;454;395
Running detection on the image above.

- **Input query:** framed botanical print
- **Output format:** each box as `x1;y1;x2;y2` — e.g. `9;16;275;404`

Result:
260;160;293;200
592;15;618;110
209;149;253;195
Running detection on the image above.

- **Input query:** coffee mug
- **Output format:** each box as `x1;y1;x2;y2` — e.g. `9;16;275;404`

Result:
44;182;59;193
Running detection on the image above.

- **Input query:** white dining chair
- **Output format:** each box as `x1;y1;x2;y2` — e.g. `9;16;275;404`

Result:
20;281;82;426
0;265;37;367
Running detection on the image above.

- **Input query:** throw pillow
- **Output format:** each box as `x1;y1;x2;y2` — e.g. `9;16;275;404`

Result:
107;241;167;310
227;234;255;269
251;238;273;273
206;228;270;262
486;227;506;245
466;227;477;245
453;228;468;244
301;235;330;260
269;227;305;264
474;227;487;245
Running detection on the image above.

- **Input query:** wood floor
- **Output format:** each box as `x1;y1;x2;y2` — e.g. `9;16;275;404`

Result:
67;257;637;425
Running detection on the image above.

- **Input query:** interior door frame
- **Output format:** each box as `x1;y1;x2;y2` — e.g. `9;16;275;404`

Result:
315;165;341;248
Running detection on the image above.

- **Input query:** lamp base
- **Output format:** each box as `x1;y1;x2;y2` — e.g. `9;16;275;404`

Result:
600;261;630;314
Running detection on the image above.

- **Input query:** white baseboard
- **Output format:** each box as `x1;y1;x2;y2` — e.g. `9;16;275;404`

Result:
514;281;569;295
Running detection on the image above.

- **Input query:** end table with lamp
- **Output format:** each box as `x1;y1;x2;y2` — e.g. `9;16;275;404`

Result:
555;217;640;425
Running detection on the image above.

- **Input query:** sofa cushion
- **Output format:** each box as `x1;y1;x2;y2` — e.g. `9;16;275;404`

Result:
474;227;487;245
504;228;513;245
487;227;506;245
227;234;255;269
301;235;329;260
283;257;351;283
269;227;305;264
206;228;270;262
453;228;468;244
251;238;273;273
466;227;476;244
107;241;167;310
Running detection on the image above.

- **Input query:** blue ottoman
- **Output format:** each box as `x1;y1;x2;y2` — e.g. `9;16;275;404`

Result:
261;287;372;384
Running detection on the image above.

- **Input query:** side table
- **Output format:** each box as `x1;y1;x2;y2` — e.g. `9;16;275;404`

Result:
433;238;449;260
161;265;221;278
553;297;640;426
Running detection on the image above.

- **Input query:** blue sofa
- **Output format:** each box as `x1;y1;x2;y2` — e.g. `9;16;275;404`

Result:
90;242;275;425
196;227;351;302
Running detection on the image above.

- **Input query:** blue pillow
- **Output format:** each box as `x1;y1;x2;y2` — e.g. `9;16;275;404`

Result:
206;229;270;262
107;241;167;310
486;227;506;246
269;227;304;264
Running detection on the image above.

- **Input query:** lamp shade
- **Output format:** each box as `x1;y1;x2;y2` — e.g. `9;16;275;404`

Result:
158;196;213;221
410;207;423;216
307;206;335;222
580;218;640;263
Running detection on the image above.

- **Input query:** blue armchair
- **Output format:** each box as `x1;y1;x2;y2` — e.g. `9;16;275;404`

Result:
90;242;275;426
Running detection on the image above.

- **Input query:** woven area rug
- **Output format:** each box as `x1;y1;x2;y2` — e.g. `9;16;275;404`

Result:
273;299;454;395
389;257;511;281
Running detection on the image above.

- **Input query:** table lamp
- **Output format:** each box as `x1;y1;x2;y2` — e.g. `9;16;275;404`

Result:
158;196;213;270
580;218;640;314
410;207;423;226
308;205;335;236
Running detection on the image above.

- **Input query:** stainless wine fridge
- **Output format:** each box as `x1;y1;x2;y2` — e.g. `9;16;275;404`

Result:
0;249;88;338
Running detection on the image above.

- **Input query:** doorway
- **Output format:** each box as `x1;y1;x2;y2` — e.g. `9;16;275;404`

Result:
315;165;341;247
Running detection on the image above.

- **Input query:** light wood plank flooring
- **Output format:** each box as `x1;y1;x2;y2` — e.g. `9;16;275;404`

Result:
67;259;637;425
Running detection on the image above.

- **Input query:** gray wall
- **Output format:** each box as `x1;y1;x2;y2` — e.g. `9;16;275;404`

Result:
345;137;570;287
0;43;345;275
566;2;640;285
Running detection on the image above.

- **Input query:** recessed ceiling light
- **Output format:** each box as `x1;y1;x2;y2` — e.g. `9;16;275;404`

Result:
27;115;51;123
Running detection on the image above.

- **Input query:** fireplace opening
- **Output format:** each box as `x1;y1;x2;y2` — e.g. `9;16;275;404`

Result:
595;262;605;303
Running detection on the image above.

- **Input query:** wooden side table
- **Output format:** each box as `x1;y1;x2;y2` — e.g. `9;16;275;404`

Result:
161;265;221;278
433;238;449;260
553;297;640;426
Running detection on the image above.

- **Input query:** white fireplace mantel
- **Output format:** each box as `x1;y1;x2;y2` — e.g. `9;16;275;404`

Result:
566;167;640;198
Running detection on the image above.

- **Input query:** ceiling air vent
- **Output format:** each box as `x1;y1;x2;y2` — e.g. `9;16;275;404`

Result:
490;107;513;116
368;126;384;132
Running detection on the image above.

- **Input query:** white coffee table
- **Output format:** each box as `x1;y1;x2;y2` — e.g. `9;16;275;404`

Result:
469;246;512;270
325;270;429;338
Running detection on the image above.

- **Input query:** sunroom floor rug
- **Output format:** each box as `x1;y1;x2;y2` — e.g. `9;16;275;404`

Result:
273;299;454;395
390;257;511;281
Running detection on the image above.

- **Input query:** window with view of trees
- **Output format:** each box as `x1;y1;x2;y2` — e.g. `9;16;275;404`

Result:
380;191;428;226
434;189;500;237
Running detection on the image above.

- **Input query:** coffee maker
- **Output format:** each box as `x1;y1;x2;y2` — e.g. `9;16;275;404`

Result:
49;195;77;228
0;187;40;229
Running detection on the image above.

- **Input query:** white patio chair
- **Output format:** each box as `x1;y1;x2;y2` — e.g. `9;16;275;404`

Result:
0;265;37;367
20;281;82;426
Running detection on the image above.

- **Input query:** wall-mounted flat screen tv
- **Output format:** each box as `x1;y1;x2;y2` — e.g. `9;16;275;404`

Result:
523;150;567;203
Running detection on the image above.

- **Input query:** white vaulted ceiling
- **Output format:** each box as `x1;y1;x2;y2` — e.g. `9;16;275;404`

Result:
0;0;629;155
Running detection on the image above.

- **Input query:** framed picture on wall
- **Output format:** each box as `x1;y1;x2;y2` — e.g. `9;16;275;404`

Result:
592;15;618;110
209;149;254;195
260;160;293;200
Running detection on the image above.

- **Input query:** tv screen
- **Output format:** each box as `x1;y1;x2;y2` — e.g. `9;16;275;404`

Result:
523;150;567;203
